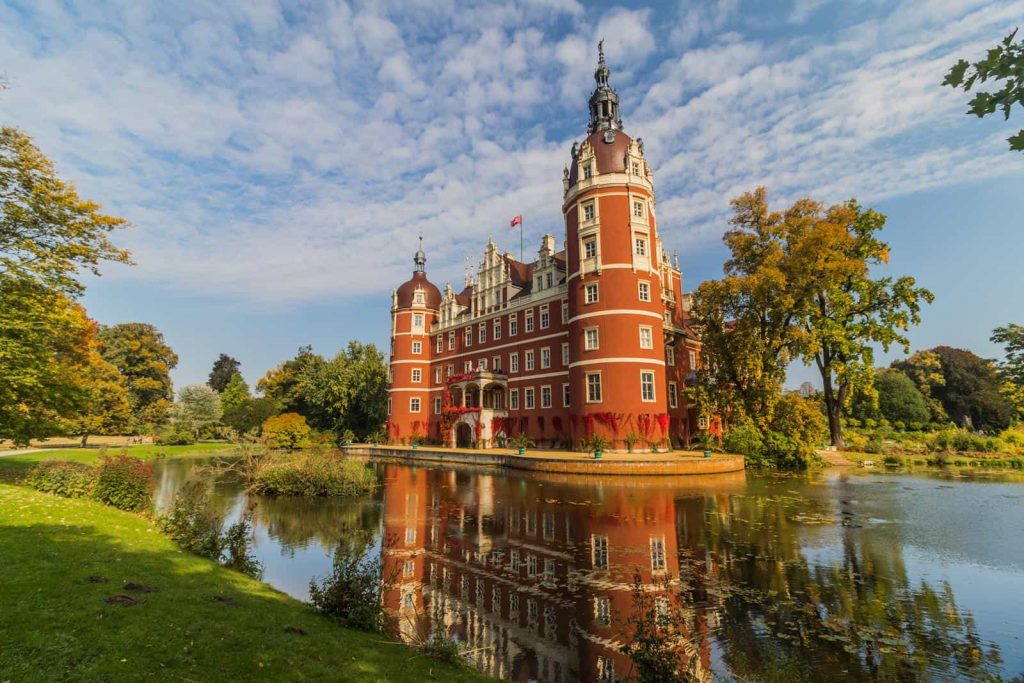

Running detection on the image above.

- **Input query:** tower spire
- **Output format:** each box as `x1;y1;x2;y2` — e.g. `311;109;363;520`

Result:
413;234;426;272
588;40;622;133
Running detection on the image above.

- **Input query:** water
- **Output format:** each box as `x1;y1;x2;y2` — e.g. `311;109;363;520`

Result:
152;458;1024;682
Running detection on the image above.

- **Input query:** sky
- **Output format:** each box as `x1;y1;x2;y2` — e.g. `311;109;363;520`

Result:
1;0;1023;391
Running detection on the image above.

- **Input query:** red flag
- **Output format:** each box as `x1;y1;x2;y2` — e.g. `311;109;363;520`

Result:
509;215;522;228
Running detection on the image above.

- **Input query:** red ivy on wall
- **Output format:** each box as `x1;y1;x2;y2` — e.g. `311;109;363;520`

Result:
655;413;669;436
552;416;563;434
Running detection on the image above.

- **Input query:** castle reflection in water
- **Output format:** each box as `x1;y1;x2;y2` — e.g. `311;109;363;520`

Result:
379;464;740;682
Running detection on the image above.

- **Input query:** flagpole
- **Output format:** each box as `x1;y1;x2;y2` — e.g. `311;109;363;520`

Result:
520;216;524;263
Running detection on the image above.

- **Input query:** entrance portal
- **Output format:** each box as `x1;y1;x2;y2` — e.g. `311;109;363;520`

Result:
456;422;474;448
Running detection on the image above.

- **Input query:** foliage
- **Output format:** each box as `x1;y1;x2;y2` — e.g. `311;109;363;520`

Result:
851;368;930;426
722;422;763;460
0;279;96;444
944;28;1024;152
262;412;312;450
298;341;390;440
207;353;241;392
624;430;642;453
170;384;223;439
991;323;1024;420
23;460;94;498
309;531;389;632
247;449;376;497
257;345;322;416
723;393;827;469
508;432;535;450
156;423;196;445
97;322;178;431
158;480;262;579
925;346;1014;431
582;433;610;453
0;126;131;295
91;454;153;512
222;396;280;434
219;371;250;413
891;350;949;423
621;572;700;683
63;349;133;446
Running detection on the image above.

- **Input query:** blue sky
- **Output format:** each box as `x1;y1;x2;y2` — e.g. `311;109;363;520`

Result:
1;0;1022;390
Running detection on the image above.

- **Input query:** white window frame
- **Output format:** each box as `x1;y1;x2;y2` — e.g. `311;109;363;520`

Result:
592;534;609;569
539;304;550;329
689;350;697;369
464;360;473;373
585;283;599;304
638;281;651;302
541;385;552;408
434;367;442;384
669;381;678;408
650;536;667;572
584;327;599;350
436;335;442;353
525;309;535;332
524;387;535;409
633;199;645;218
410;397;421;413
412;341;422;354
510;389;520;410
492;355;501;373
562;383;570;407
540;347;551;369
561;342;569;366
411;368;422;383
448;331;455;350
666;345;675;366
493;319;501;340
586;372;602;403
634;236;647;257
583;238;597;259
478;322;486;344
561;300;569;324
639;325;654;350
641;370;656;402
583;200;595;220
509;313;518;336
434;396;443;414
525;350;535;371
464;326;472;347
510;352;519;373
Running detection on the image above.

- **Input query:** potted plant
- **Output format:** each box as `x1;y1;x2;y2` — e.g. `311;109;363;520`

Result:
624;431;641;454
411;434;422;450
509;432;535;455
587;434;610;460
700;431;715;458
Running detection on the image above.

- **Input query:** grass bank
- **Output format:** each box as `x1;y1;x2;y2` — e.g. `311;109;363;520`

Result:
0;484;485;682
0;442;236;472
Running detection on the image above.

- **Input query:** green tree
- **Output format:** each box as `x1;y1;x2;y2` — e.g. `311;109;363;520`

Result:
170;384;222;439
300;341;389;440
929;346;1014;431
944;28;1024;152
64;350;133;447
257;345;323;417
851;368;930;426
991;323;1024;420
0;279;95;445
222;396;280;435
1;126;131;294
219;372;250;413
207;353;241;393
891;350;949;423
98;323;178;432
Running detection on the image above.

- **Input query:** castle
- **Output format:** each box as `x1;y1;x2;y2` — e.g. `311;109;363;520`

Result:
387;45;702;451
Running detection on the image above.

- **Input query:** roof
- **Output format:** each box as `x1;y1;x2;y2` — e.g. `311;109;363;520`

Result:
395;271;441;309
568;128;633;186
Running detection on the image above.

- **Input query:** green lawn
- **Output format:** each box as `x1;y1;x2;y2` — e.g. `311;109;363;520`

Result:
0;442;237;471
0;484;486;682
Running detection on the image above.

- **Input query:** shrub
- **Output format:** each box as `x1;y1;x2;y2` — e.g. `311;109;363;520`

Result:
262;412;312;450
221;511;263;579
248;450;376;497
846;418;861;428
92;454;153;512
864;437;885;454
23;461;94;498
908;421;924;432
309;536;388;632
722;423;763;460
338;428;356;446
952;431;973;452
864;418;877;429
893;420;906;432
157;425;196;446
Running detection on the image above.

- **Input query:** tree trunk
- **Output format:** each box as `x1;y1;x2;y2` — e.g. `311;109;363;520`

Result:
817;357;845;448
80;433;89;448
827;400;844;448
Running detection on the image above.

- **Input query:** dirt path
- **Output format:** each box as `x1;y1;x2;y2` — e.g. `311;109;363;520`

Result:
817;450;857;466
0;449;46;458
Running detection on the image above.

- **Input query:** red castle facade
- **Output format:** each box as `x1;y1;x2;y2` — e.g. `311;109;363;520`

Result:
388;46;702;451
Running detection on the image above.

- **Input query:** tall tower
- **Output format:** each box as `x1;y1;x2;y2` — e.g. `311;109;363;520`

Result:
388;237;441;443
564;44;667;449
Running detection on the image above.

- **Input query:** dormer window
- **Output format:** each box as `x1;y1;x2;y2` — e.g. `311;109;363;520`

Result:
414;291;424;304
583;164;593;180
632;161;641;175
584;239;597;259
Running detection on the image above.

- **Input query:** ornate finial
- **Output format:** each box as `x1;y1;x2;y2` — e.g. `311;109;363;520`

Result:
588;41;621;133
413;234;426;272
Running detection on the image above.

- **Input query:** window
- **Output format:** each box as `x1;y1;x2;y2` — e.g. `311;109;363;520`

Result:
541;386;552;408
478;322;486;344
638;281;651;302
435;367;442;383
540;347;551;369
525;350;535;371
525;387;535;409
509;313;518;336
434;396;443;414
583;164;593;180
544;605;556;639
669;381;678;408
414;291;424;304
388;398;392;415
492;356;501;372
651;536;667;572
464;360;472;372
413;313;424;328
540;305;549;329
597;656;614;683
546;272;553;288
594;597;611;626
436;336;442;353
510;352;519;373
492;587;502;613
510;593;520;615
543;512;555;540
632;160;641;175
411;368;421;383
510;389;519;410
448;331;455;350
666;345;675;366
493;319;501;340
410;397;421;413
403;559;415;577
526;510;536;535
633;200;645;218
561;342;569;366
527;555;538;576
585;327;599;350
583;201;595;222
405;527;416;544
583;238;597;259
586;372;602;403
562;383;570;407
561;301;569;324
525;309;535;332
478;358;487;370
639;326;654;349
641;371;656;402
528;599;539;623
511;549;521;570
585;283;599;304
464;327;472;346
447;364;454;377
635;236;648;256
689;350;697;369
592;535;609;569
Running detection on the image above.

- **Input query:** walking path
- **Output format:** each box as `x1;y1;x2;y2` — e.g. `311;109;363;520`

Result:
0;449;46;458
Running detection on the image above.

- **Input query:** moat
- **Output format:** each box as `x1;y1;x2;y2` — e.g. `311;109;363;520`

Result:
153;458;1024;682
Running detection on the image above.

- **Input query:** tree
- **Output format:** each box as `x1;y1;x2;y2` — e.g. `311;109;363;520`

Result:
64;351;133;447
1;126;132;295
0;279;95;444
851;369;930;426
98;323;178;431
170;384;222;439
207;354;241;393
299;341;389;440
222;396;280;435
262;412;311;450
944;28;1024;152
991;323;1024;420
257;345;323;417
928;346;1014;432
219;372;250;413
891;350;948;423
